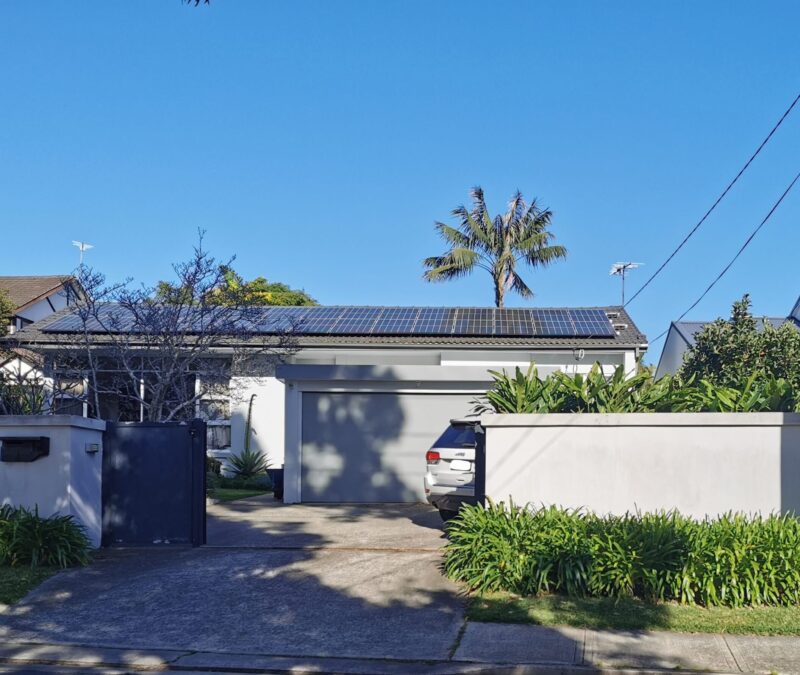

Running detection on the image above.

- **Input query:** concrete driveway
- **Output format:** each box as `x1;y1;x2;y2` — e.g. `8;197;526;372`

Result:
0;497;465;663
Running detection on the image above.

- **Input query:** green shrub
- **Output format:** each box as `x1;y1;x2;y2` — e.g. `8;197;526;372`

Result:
0;505;90;568
475;363;800;415
444;503;800;608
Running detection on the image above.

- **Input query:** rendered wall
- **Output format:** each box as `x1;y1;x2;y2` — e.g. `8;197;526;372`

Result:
0;416;105;547
481;413;800;519
230;375;286;467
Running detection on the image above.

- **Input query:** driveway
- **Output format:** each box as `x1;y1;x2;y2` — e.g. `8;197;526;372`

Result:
0;497;465;662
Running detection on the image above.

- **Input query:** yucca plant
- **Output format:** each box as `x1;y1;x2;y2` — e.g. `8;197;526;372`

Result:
227;447;271;480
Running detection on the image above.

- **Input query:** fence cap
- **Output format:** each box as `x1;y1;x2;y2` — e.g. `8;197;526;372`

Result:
0;415;106;431
480;412;800;428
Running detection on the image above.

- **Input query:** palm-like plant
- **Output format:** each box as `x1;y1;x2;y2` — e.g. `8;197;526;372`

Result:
423;187;567;307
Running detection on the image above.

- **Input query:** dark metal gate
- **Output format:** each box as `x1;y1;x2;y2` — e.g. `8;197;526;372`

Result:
102;419;206;546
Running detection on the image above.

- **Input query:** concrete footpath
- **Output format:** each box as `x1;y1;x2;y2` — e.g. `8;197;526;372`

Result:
1;623;799;674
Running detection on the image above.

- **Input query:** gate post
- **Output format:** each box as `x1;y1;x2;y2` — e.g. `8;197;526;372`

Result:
189;419;207;546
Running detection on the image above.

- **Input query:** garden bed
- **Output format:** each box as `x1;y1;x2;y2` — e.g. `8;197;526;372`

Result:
444;503;800;608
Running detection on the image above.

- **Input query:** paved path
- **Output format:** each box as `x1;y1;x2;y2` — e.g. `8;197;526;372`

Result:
2;624;800;673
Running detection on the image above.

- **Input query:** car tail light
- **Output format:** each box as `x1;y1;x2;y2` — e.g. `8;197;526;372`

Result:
426;450;440;464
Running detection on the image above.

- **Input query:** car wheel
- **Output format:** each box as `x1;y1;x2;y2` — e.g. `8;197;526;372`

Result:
439;508;459;522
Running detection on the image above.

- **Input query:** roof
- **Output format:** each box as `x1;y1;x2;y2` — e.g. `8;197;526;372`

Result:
670;317;790;348
0;275;76;312
8;304;648;350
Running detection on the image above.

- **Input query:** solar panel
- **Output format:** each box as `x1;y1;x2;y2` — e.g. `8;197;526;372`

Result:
569;309;616;337
370;307;421;334
42;304;617;339
452;308;495;335
330;307;382;334
495;308;534;336
413;307;457;334
531;308;574;336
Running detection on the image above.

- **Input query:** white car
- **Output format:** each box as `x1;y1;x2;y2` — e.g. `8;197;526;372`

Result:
424;418;479;521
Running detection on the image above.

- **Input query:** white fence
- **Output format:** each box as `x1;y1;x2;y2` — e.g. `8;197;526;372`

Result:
481;413;800;519
0;415;105;547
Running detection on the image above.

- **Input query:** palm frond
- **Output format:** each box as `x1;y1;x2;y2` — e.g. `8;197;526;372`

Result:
422;248;480;281
434;222;471;248
506;190;526;231
508;271;534;298
522;244;568;268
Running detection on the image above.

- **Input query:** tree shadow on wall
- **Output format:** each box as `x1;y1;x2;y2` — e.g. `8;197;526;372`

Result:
300;388;416;503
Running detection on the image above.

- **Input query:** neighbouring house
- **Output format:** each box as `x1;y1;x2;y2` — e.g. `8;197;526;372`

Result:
0;275;83;334
0;276;84;412
10;304;647;503
655;296;800;379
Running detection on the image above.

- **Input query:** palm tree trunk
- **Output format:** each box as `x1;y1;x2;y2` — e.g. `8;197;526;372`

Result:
494;273;505;308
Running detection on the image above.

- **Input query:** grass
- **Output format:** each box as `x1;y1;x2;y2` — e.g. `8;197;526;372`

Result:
0;566;58;606
208;488;270;503
468;592;800;636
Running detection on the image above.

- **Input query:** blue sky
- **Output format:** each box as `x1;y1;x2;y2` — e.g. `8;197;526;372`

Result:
1;1;798;358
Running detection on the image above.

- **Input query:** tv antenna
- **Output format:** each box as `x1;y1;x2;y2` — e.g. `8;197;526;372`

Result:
72;240;94;265
610;262;643;305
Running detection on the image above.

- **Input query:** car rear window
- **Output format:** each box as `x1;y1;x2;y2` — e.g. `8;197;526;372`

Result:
433;424;477;448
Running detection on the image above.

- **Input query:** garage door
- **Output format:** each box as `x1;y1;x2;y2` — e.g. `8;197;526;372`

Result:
300;392;474;502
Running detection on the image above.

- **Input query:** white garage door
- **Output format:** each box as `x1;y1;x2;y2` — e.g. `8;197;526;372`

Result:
300;391;474;502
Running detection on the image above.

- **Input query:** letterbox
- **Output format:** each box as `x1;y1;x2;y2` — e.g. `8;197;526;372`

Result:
0;437;50;462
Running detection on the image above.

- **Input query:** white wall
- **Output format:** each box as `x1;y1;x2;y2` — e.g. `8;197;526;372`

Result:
0;415;105;547
14;287;73;328
230;375;286;467
481;413;800;519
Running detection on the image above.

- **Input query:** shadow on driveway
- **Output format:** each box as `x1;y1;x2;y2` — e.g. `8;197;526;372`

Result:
0;501;466;662
206;496;446;549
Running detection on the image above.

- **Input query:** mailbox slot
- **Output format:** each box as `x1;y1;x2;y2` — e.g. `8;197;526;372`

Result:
0;437;50;463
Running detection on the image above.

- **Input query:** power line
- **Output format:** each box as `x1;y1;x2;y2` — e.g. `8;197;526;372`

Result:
649;169;800;346
626;91;800;307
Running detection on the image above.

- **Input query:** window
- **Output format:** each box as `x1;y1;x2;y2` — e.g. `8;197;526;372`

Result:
196;370;231;449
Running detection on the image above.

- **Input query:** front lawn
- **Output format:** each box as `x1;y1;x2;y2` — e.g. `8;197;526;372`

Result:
469;592;800;636
208;488;270;503
0;566;58;606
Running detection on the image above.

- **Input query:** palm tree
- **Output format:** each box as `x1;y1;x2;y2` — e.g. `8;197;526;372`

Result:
423;187;567;308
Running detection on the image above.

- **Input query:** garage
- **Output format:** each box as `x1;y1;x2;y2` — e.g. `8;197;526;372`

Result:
300;391;474;502
279;365;499;503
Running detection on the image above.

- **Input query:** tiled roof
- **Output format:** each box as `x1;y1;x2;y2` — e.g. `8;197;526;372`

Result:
0;275;74;311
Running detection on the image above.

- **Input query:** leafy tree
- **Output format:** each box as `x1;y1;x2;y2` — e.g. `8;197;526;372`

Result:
423;187;567;307
0;289;14;338
156;266;317;307
213;267;317;306
679;294;800;388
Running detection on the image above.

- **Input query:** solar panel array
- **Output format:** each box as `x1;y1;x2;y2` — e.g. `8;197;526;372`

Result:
42;305;617;338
